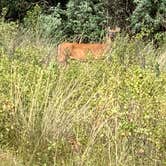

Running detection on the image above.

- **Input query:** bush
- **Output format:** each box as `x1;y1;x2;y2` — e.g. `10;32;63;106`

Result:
64;0;107;42
131;0;166;39
1;56;166;165
107;34;157;71
0;21;166;166
37;4;65;43
0;21;18;56
24;1;107;43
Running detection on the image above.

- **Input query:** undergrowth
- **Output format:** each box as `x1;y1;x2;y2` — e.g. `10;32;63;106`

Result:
0;21;166;166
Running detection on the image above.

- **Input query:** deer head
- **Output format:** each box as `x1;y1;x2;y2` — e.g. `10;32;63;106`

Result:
107;26;120;40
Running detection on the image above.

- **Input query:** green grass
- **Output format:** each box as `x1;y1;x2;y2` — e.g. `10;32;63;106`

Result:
0;21;166;166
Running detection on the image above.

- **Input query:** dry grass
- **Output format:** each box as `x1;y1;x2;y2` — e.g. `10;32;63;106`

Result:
0;21;166;166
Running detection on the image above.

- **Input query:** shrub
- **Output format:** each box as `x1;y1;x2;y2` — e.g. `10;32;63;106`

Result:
107;34;157;71
1;55;166;165
0;20;166;166
37;4;65;43
131;0;166;38
0;21;18;56
24;1;107;43
64;0;107;42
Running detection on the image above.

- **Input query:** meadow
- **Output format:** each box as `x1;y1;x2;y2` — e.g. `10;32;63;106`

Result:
0;21;166;166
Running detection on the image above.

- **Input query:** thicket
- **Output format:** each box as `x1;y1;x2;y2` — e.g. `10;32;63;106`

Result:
0;0;166;165
0;20;166;165
0;0;165;42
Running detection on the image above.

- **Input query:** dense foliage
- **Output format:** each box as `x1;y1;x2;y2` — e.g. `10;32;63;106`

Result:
106;0;135;29
0;0;165;41
131;0;166;39
0;0;166;165
0;21;166;165
36;1;107;42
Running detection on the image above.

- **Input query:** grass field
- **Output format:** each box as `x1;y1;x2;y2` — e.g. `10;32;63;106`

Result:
0;21;166;166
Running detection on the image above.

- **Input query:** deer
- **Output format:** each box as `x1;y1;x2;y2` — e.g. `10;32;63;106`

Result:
57;27;120;65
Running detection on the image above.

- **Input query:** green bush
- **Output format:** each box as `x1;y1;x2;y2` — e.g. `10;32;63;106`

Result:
64;0;107;42
24;1;107;43
0;21;18;55
131;0;166;39
1;56;166;165
107;34;157;71
37;4;65;43
23;4;42;33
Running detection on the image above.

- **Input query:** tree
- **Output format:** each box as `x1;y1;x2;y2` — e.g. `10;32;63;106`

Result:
64;0;107;42
37;0;107;42
131;0;166;33
106;0;135;30
0;0;69;21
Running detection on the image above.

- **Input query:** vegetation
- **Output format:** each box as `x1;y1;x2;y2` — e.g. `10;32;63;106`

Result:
0;0;165;41
0;0;166;165
0;20;166;165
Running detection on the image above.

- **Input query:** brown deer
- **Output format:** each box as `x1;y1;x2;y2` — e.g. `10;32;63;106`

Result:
57;27;120;65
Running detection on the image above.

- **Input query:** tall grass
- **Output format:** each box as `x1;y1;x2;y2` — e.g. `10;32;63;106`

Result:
0;149;23;166
0;21;166;166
